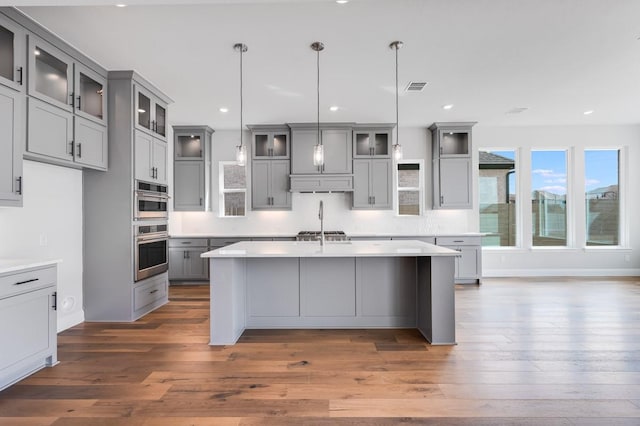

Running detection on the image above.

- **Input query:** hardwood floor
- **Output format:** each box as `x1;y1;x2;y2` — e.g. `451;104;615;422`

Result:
1;278;640;425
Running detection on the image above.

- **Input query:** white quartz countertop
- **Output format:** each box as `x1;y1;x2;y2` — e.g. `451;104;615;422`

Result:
0;259;61;275
201;240;459;258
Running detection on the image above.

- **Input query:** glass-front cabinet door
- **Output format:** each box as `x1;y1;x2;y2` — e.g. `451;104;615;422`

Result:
353;128;391;158
155;103;166;138
135;85;167;140
28;35;73;112
175;133;203;160
136;87;152;132
438;129;470;156
252;131;289;159
0;15;26;91
74;62;106;125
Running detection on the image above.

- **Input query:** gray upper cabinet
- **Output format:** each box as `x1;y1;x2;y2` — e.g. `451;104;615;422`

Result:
249;125;289;160
27;35;73;113
135;85;167;141
27;97;73;162
353;125;393;159
173;125;213;211
0;84;24;207
135;129;167;185
0;14;26;92
352;158;392;209
290;123;353;175
430;122;476;209
73;62;106;126
74;115;107;169
251;159;291;210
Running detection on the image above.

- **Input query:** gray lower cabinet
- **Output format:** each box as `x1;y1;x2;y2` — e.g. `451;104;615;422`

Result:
247;258;299;317
0;263;57;391
0;84;23;207
168;238;209;281
251;159;291;210
300;258;355;317
134;129;167;185
352;159;392;209
357;257;416;318
435;235;482;284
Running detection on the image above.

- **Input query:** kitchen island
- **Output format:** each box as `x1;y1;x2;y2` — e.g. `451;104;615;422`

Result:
202;240;459;345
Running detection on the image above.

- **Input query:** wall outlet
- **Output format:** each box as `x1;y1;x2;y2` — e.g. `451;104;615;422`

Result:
39;234;47;246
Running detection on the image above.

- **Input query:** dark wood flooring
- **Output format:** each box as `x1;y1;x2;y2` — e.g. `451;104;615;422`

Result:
1;277;640;425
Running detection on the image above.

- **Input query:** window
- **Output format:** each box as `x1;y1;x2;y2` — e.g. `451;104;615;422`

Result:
219;162;246;217
396;160;423;216
479;150;516;246
585;149;619;246
531;150;567;246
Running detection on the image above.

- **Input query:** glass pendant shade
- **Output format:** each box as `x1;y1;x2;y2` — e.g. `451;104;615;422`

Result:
392;143;403;161
313;144;324;166
236;144;247;166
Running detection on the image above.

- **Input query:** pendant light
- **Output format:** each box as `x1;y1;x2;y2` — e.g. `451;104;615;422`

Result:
311;42;325;167
390;41;403;161
234;43;248;166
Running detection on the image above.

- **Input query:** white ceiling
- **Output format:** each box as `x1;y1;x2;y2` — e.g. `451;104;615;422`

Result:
7;0;640;129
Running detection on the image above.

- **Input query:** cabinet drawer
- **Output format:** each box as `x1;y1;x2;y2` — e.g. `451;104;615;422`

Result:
436;236;481;246
169;238;208;248
290;175;353;192
209;238;243;248
134;278;167;311
0;266;56;300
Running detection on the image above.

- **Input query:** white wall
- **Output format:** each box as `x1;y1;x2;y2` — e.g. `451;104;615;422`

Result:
0;160;84;331
169;127;476;237
474;124;640;276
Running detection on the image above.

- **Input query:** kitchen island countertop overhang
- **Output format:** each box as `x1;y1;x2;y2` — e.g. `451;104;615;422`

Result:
202;240;459;346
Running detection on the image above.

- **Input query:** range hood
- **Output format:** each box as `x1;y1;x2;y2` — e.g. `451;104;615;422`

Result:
289;174;354;193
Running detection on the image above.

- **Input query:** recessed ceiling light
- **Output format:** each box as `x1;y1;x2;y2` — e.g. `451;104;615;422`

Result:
442;104;454;110
329;106;339;112
115;4;127;7
219;107;229;113
336;0;349;4
34;49;40;56
583;110;594;115
137;108;145;113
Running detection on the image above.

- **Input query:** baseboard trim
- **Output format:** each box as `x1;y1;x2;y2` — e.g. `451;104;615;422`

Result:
484;268;640;277
57;309;85;333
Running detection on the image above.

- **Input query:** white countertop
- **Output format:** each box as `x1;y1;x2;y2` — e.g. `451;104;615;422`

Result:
0;259;61;275
201;240;459;258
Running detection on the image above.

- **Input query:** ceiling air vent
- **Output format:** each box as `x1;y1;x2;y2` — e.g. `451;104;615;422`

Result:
405;81;428;92
506;107;529;114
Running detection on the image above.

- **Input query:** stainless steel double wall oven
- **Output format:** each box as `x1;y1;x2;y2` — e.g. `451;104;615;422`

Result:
134;181;169;281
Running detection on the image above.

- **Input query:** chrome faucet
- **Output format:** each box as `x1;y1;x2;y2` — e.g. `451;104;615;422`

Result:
319;200;325;246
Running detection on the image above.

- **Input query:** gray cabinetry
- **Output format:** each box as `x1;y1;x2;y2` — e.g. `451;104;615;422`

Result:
300;258;355;317
247;258;300;318
0;263;57;391
352;158;392;209
249;125;289;159
430;122;475;209
353;124;393;158
135;85;167;141
290;123;353;174
251;159;291;210
0;14;26;92
0;84;23;207
169;238;209;281
435;235;482;284
173;125;213;211
135;129;167;185
25;34;108;171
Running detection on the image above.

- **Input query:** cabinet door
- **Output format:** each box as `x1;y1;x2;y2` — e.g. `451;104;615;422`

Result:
0;85;23;207
270;160;291;209
456;246;480;280
0;15;26;92
168;248;185;280
438;129;470;157
371;159;392;209
174;161;204;210
27;97;73;162
73;62;106;125
322;129;352;173
290;129;318;174
27;35;73;112
353;130;391;158
152;139;168;185
74;116;107;170
134;129;153;182
352;160;371;208
185;249;208;280
175;132;204;160
438;158;471;209
154;102;167;140
251;160;270;209
134;85;153;135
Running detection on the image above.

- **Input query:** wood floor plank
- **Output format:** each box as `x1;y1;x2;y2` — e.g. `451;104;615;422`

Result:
1;280;639;423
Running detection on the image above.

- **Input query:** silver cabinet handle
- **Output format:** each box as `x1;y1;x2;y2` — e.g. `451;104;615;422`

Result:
77;143;82;158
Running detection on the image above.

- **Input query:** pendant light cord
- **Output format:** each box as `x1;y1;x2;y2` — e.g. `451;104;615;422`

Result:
394;43;399;148
316;46;320;146
240;45;244;149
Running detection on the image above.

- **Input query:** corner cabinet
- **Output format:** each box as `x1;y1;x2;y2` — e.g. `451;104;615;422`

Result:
248;125;291;210
0;84;24;207
0;263;58;391
173;125;214;211
430;122;476;209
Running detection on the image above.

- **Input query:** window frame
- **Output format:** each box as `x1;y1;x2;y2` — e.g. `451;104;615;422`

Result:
218;161;247;218
395;159;424;217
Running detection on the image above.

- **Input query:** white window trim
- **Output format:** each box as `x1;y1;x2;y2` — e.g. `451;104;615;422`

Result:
395;159;424;216
218;161;247;218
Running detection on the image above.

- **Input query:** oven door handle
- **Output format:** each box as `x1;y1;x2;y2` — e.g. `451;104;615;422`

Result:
136;235;168;243
136;191;169;200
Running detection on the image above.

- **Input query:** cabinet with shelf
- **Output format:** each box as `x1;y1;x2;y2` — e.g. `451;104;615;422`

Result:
135;85;167;141
352;124;393;158
430;122;476;209
173;125;213;211
0;13;26;92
